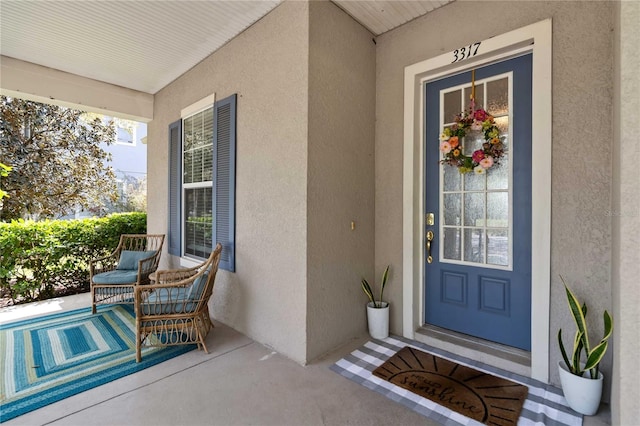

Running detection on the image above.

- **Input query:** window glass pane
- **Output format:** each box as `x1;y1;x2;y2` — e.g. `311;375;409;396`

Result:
486;78;509;117
464;193;485;227
184;187;213;259
117;126;133;144
443;227;461;261
183;106;213;185
189;111;206;148
184;151;193;184
203;145;213;181
443;163;461;191
487;192;508;227
487;155;508;190
464;85;484;111
464;228;484;263
443;193;461;226
203;114;213;143
463;130;484;156
494;116;509;149
184;129;193;151
192;148;203;183
196;112;205;147
443;90;462;124
464;168;485;191
487;229;509;266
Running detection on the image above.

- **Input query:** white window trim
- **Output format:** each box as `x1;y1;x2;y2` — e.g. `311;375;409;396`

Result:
402;19;552;382
180;256;201;268
179;93;216;265
181;93;216;118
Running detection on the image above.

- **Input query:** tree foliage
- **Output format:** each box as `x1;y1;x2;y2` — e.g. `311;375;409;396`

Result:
0;162;10;199
0;96;118;221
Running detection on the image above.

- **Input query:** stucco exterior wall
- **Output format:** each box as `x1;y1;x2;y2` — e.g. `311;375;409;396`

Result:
612;1;640;423
306;0;376;361
375;0;614;390
147;1;310;364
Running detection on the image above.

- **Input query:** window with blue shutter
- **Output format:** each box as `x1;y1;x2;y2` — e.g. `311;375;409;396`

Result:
167;94;236;271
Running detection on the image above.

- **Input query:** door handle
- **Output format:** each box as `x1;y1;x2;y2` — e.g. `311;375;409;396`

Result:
426;230;434;264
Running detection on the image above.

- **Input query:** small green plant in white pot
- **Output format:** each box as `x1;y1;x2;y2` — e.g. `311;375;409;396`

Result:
361;265;390;339
557;276;613;415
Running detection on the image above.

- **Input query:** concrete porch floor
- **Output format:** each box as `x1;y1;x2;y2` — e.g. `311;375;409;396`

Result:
1;294;610;426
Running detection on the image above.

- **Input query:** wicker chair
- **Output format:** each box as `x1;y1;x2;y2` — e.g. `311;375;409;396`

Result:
134;243;222;362
90;234;165;314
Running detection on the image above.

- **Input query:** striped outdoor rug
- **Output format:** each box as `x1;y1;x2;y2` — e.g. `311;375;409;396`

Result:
0;305;195;422
331;335;582;426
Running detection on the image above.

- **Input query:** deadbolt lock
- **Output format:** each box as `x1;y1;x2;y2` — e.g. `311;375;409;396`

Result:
426;213;434;226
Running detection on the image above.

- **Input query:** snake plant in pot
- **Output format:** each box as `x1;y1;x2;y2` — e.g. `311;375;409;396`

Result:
361;265;390;339
557;276;613;415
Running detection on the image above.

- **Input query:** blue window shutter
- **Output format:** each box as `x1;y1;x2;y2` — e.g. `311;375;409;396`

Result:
212;94;236;272
168;119;182;256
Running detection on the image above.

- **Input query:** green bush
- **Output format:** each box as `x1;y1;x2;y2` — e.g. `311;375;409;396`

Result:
0;212;147;305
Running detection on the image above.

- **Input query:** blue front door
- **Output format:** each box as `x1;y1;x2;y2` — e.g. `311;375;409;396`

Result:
424;54;532;351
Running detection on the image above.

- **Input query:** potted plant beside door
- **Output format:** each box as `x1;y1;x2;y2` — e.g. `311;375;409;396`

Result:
557;276;613;415
361;266;390;339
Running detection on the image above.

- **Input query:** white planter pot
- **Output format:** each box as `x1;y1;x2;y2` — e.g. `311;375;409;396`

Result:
558;361;603;415
366;302;389;339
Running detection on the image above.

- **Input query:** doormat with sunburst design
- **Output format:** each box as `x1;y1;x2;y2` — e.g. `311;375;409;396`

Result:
331;336;582;426
373;346;527;425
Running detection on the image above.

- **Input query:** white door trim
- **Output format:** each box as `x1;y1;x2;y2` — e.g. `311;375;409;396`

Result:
402;19;552;382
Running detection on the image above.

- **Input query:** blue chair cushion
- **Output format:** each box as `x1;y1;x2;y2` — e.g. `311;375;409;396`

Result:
92;269;139;285
142;288;198;315
117;250;157;271
141;271;209;315
187;271;209;301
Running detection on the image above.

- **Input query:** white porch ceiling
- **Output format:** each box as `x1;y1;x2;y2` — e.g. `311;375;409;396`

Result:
0;0;453;95
333;0;453;36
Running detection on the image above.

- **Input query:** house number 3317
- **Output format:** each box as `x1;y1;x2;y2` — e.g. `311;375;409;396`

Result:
451;42;481;63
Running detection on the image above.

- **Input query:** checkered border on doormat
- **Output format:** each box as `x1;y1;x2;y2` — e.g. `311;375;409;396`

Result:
330;335;582;426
